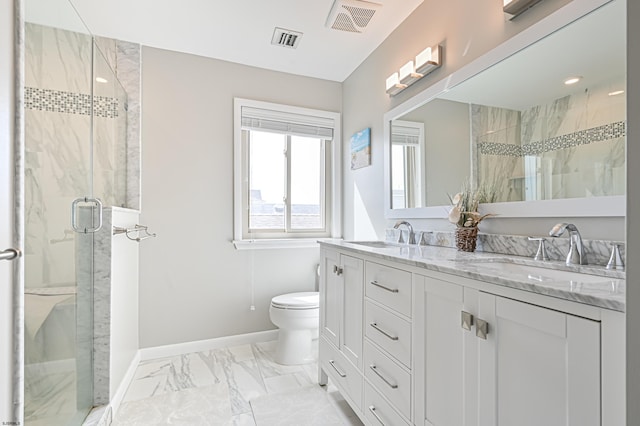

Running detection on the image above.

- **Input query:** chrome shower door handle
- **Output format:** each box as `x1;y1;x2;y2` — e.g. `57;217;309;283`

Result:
0;248;21;261
71;197;103;234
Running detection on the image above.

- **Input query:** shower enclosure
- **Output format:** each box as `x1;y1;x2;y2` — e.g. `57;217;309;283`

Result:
23;0;128;423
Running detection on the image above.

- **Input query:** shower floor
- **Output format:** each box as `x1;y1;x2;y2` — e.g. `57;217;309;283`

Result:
24;363;81;425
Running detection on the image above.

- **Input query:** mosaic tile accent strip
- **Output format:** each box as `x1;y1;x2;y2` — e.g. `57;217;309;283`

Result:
24;87;120;118
476;142;522;157
479;121;625;157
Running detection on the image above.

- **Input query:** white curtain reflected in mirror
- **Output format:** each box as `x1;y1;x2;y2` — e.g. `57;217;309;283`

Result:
391;121;424;209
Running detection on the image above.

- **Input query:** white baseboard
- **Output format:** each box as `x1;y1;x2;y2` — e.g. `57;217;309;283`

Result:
109;350;140;418
138;329;279;361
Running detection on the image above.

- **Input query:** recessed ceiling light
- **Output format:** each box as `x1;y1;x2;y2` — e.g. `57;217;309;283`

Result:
96;77;108;84
564;76;582;85
608;90;625;96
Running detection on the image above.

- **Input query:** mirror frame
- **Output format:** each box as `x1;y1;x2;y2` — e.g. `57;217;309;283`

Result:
384;0;624;219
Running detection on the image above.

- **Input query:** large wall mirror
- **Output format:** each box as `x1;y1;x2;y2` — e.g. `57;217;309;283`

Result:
384;0;625;219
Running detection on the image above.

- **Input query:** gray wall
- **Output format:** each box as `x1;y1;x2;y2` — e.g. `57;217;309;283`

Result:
340;0;627;241
139;47;341;348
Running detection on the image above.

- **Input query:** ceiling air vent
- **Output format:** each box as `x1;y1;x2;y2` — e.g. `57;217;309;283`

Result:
326;0;382;33
271;27;303;49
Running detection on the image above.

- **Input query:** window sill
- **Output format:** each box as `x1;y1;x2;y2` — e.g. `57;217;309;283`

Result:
232;238;336;250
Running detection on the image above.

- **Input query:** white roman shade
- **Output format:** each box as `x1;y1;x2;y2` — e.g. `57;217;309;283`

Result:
241;106;335;140
392;121;421;145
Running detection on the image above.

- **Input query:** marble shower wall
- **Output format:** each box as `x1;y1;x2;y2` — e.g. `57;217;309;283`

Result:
24;23;140;290
473;80;626;202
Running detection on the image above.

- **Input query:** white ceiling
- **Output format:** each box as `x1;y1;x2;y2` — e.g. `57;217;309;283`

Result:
39;0;424;82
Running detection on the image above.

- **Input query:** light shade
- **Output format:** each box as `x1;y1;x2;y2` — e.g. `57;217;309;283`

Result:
503;0;543;19
386;72;407;96
398;61;423;86
415;45;441;76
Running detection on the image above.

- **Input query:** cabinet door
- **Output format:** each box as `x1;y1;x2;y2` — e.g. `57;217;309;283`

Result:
422;276;465;426
477;293;601;426
341;254;364;369
320;249;341;348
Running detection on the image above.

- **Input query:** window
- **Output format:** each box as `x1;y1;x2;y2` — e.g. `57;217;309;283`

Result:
233;98;341;248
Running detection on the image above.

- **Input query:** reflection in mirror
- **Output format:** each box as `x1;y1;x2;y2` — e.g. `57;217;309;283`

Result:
391;120;424;208
387;0;625;212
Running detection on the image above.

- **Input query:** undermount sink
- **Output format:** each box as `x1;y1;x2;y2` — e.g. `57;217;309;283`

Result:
471;260;616;284
346;240;400;248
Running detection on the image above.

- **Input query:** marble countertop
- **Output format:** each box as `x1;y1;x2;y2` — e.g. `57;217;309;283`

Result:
320;240;626;312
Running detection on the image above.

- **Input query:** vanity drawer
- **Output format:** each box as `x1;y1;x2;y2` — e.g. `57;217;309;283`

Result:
364;381;411;426
319;337;362;411
364;340;411;418
365;301;411;367
365;261;412;317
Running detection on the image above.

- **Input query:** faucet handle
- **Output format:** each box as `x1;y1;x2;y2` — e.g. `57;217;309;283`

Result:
606;243;624;270
528;236;548;261
416;231;432;246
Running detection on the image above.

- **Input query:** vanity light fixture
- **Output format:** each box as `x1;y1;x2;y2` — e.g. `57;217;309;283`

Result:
415;45;441;75
386;44;443;96
608;90;625;96
386;72;407;96
399;61;422;86
564;76;582;85
503;0;543;20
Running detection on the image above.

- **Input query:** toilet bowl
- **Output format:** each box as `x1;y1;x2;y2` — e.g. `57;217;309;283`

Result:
269;292;319;365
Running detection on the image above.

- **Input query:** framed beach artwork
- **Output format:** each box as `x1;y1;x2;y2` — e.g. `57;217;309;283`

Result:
350;127;371;170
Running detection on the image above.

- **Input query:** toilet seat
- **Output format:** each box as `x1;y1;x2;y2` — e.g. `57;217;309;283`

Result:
271;292;319;310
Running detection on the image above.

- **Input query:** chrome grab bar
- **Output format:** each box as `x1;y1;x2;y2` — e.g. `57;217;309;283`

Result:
370;280;399;293
328;360;347;378
370;322;399;341
369;364;398;389
0;248;20;261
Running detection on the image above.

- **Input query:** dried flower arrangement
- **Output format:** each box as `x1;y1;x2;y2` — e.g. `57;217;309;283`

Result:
448;181;497;228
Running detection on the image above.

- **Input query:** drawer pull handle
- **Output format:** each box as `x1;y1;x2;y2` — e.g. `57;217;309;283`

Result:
370;322;399;341
368;405;386;425
369;364;398;389
370;280;399;293
328;359;347;378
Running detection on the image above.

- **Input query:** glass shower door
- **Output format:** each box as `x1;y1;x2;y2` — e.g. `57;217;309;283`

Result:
23;0;96;423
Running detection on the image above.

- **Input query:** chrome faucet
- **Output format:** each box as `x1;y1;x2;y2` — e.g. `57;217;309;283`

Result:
548;223;588;265
393;220;416;245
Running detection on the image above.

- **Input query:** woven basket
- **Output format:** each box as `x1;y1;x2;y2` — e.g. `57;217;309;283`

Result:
455;226;478;252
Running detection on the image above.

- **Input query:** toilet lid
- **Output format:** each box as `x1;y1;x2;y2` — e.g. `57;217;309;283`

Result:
271;292;319;310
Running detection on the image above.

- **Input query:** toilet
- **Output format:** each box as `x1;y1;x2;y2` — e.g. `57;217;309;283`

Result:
269;292;320;365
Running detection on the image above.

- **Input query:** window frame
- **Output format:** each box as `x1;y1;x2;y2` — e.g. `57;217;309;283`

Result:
233;98;342;249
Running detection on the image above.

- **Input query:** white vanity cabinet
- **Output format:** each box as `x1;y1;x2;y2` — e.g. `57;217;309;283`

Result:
415;271;618;426
319;248;364;409
363;260;413;425
319;243;625;426
475;292;600;426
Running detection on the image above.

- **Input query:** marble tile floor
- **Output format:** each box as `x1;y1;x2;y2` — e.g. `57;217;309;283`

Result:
113;340;363;426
